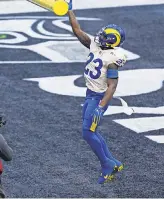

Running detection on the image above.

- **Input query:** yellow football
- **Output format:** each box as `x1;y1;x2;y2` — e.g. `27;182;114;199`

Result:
53;0;69;16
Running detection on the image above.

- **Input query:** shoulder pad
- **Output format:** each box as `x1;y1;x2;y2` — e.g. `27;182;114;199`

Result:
111;51;127;67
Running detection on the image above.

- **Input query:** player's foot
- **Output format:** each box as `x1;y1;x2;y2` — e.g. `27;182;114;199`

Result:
98;159;117;184
111;158;124;173
116;163;124;172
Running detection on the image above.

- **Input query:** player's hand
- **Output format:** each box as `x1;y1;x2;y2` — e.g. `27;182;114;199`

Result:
90;106;104;132
65;0;72;10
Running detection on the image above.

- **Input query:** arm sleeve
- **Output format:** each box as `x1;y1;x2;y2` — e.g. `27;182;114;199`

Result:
107;68;119;79
0;134;13;161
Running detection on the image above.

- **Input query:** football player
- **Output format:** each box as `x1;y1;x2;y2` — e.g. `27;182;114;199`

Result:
67;0;126;184
0;117;13;198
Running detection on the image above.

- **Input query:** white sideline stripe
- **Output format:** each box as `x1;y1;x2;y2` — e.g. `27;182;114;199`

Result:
146;136;164;143
0;61;53;64
0;0;164;14
0;60;87;64
0;60;86;64
114;116;164;133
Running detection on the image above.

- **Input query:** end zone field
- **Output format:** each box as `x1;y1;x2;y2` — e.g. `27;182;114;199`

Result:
0;0;164;197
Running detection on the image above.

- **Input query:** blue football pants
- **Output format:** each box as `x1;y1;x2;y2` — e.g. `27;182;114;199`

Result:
82;95;114;165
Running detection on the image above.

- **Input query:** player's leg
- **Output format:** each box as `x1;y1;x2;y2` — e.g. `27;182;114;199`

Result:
0;118;12;198
95;131;123;171
94;102;123;171
82;98;109;163
0;134;13;161
0;160;5;198
82;97;116;183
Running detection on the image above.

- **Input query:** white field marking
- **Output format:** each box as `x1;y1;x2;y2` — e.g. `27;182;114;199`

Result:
0;19;75;40
0;0;164;14
0;42;71;63
0;17;100;32
0;31;27;44
0;61;53;64
146;136;164;144
114;97;134;116
0;41;139;63
105;106;164;116
37;20;71;37
24;76;87;97
24;69;164;97
53;19;140;61
114;116;164;133
27;41;70;62
80;104;164;116
53;19;95;39
0;17;140;62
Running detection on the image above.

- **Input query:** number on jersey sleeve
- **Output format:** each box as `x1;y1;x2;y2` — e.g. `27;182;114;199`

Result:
113;54;127;67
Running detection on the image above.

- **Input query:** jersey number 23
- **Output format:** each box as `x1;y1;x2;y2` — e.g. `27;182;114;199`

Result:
84;52;103;79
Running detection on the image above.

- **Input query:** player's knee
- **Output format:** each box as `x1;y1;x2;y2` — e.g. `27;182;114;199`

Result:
82;127;91;141
97;132;106;144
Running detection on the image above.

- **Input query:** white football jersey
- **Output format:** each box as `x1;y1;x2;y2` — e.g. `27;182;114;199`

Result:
84;40;127;93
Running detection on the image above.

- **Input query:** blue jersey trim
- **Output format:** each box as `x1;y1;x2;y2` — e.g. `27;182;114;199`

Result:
107;69;118;79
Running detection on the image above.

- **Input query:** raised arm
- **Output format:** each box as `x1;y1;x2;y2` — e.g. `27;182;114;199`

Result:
68;10;91;49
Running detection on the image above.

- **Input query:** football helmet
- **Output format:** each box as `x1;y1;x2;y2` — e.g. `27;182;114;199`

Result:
94;24;125;48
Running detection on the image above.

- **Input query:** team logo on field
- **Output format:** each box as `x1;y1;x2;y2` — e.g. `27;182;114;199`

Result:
0;15;139;62
0;14;163;143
